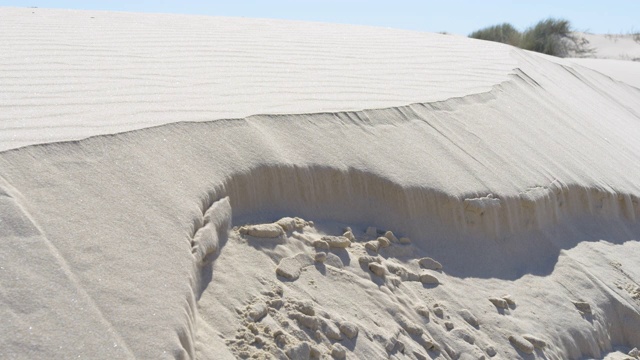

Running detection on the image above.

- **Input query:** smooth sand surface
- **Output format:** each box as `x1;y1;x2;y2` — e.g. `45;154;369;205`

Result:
568;58;640;89
0;7;514;152
575;32;640;61
566;32;640;88
1;8;640;360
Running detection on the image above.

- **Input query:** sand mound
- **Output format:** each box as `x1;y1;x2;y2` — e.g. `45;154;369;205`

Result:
0;7;514;152
1;7;640;360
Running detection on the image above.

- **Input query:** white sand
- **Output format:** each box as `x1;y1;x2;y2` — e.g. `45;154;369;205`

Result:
1;7;640;360
0;7;514;152
574;32;640;61
568;58;640;89
567;32;640;88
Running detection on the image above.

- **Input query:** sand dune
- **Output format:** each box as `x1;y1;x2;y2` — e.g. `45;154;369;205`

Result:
0;7;514;152
566;32;640;88
568;58;640;89
1;7;640;360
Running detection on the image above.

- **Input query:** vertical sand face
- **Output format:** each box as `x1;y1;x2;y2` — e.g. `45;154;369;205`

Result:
1;7;640;360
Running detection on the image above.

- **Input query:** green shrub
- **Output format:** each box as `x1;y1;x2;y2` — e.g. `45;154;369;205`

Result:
468;18;592;57
469;23;521;46
520;18;586;57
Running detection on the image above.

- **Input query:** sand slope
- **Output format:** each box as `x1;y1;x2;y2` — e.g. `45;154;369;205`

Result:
0;7;514;152
1;8;640;360
567;32;640;88
568;58;640;89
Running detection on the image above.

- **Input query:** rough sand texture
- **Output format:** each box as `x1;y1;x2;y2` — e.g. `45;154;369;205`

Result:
1;8;640;360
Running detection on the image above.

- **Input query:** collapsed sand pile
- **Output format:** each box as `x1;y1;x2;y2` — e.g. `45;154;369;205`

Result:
1;7;640;360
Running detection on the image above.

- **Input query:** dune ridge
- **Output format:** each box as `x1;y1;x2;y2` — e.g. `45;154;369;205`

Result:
2;63;640;358
0;7;514;151
1;7;640;360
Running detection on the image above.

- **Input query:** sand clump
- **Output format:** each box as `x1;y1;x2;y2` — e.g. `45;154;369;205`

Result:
240;223;285;238
508;334;535;354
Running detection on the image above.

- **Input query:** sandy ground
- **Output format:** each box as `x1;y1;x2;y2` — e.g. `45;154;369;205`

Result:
1;7;640;360
567;32;640;88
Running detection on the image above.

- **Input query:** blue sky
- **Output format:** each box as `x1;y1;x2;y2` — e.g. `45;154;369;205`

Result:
2;0;639;35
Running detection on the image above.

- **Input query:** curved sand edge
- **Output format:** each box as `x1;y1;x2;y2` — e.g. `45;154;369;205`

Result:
0;7;515;152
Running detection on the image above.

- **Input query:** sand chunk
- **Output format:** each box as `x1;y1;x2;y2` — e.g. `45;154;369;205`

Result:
248;303;268;322
240;223;285;238
502;294;516;307
314;252;326;263
522;334;546;349
418;257;443;270
343;230;356;242
276;217;309;232
452;328;474;344
276;217;296;231
339;321;358;339
417;334;438;351
384;231;399;243
324;253;344;268
321;236;351;248
294;300;315;316
310;346;321;359
365;240;380;252
386;262;406;274
385;262;418;281
368;262;386;277
489;297;508;309
433;306;444;318
445;321;454;331
276;253;314;280
267;299;284;309
331;343;347;359
458;309;479;327
358;255;381;265
629;348;639;357
286;341;310;360
416;305;430;319
321;319;342;340
464;194;501;214
508;334;534;354
289;312;320;330
396;314;423;335
573;301;592;314
312;240;330;250
485;345;497;357
419;273;439;285
377;236;391;248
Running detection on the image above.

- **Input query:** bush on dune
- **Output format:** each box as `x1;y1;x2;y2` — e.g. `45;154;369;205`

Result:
519;18;591;57
469;18;592;57
468;23;521;46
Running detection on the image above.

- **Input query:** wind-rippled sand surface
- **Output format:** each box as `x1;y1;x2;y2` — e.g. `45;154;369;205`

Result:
1;7;640;360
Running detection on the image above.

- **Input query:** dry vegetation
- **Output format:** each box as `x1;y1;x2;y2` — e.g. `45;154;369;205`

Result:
469;18;592;57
